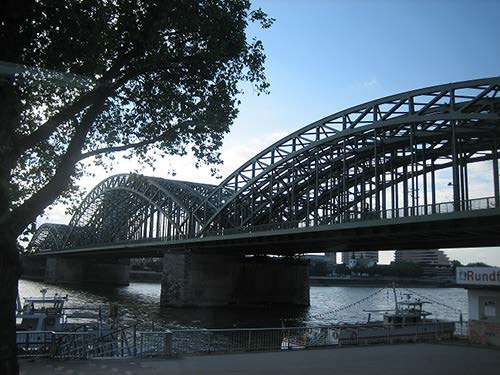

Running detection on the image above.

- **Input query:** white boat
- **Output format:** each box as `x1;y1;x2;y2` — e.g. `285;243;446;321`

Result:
16;288;113;352
281;327;340;349
281;287;455;349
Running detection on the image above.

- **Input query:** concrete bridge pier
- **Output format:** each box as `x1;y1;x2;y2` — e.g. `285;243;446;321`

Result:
160;251;310;307
44;256;130;286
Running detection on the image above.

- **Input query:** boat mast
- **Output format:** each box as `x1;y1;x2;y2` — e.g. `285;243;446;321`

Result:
16;292;22;312
392;282;398;312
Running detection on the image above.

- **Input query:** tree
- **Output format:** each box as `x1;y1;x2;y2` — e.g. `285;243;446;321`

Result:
466;262;491;267
450;259;463;274
309;260;328;277
387;262;424;278
0;1;272;373
334;264;351;276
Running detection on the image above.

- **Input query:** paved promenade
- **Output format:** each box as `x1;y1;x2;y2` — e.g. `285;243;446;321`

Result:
19;343;500;375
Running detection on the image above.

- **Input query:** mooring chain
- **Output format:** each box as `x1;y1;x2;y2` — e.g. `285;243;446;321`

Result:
282;286;387;323
402;287;462;313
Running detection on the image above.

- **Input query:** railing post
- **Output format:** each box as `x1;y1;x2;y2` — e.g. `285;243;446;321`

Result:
49;332;56;358
208;331;212;354
133;325;137;357
164;331;173;356
25;332;29;352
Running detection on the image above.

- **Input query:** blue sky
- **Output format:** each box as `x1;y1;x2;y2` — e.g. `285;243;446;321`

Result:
241;0;500;134
45;0;500;265
229;0;500;265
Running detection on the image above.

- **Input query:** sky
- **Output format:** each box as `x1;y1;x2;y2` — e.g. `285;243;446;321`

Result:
41;0;500;265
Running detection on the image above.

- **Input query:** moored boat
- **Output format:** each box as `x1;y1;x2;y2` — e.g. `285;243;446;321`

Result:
16;288;113;352
281;286;456;349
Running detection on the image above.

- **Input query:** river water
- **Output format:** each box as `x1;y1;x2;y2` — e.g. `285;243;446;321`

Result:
19;279;467;330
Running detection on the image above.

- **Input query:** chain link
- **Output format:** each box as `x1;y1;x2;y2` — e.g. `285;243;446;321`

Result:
282;286;387;323
401;287;462;313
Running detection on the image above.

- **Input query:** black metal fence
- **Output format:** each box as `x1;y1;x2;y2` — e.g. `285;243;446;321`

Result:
17;320;467;359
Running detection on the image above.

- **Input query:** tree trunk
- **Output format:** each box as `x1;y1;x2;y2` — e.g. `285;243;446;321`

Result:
0;230;20;375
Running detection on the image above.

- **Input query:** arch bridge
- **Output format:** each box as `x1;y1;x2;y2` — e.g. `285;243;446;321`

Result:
28;77;500;306
30;77;500;254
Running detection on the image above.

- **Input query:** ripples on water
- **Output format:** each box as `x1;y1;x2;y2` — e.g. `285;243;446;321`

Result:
19;280;467;330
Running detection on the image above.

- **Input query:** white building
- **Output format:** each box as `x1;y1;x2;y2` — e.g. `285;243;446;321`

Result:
395;248;450;265
394;249;450;276
456;267;500;346
341;251;378;266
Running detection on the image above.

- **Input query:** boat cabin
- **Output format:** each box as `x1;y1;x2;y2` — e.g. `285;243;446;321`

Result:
383;301;432;326
16;294;67;331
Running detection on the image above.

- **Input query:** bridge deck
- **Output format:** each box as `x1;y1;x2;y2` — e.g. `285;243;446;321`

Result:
38;207;500;258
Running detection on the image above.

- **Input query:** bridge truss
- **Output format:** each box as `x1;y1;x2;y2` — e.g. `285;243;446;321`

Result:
29;77;500;252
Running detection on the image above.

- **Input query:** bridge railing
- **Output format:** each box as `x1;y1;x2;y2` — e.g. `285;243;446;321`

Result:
381;196;497;220
203;196;497;238
46;196;497;251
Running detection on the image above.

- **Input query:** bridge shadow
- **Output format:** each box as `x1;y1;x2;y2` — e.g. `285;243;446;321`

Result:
157;304;309;330
47;281;309;330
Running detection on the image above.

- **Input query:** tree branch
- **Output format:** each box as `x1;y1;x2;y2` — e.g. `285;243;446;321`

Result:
12;55;136;158
9;95;108;235
79;126;179;160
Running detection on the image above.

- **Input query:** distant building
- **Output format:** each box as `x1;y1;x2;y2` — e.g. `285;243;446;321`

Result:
325;252;336;263
394;249;450;276
348;256;377;269
305;253;337;276
456;267;500;346
341;251;379;265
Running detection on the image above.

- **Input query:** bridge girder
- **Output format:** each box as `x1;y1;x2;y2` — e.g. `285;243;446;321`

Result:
27;223;71;252
196;77;500;233
39;174;219;251
28;77;500;252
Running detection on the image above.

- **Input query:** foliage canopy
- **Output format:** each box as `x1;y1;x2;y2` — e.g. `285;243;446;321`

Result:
0;2;272;373
1;0;272;236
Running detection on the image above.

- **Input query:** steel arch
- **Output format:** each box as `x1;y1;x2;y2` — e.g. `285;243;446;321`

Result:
195;77;500;232
27;223;71;252
28;77;500;252
62;174;218;248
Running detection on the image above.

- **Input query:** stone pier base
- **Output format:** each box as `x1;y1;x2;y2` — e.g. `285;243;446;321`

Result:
160;251;309;307
20;254;47;281
44;257;130;286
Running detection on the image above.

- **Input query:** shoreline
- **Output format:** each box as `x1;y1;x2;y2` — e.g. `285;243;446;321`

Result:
309;276;457;288
20;272;458;288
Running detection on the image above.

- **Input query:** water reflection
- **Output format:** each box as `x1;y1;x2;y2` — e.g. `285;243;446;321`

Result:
18;280;467;330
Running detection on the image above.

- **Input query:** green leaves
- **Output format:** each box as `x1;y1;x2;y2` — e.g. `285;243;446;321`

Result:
2;0;272;227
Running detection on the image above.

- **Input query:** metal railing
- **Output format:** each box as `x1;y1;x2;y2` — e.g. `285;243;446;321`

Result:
18;321;467;359
165;321;459;355
139;331;172;356
17;325;138;359
42;195;497;252
16;331;53;358
202;196;497;237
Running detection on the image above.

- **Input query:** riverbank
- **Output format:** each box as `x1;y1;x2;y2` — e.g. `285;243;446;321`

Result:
19;343;500;375
127;272;457;287
130;270;162;282
309;276;455;287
